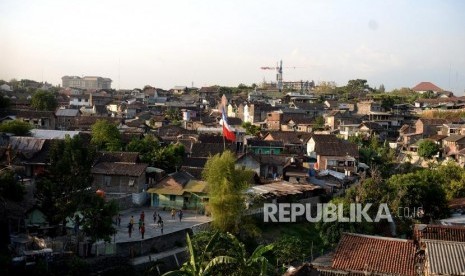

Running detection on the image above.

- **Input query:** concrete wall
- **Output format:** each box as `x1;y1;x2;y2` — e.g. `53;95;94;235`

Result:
116;230;187;258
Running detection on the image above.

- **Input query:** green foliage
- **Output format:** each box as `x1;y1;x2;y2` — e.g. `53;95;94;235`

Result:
377;84;385;93
313;116;325;129
437;162;465;200
163;231;273;276
316;196;375;247
241;122;260;136
31;90;58;111
272;235;308;265
417;139;439;159
126;135;184;173
35;135;95;228
386;169;449;222
0;120;32;136
151;143;185;173
79;193;118;244
0;170;24;201
420;90;436;99
0;95;10;108
91;119;122;151
203;151;254;233
126;135;160;163
166;108;181;122
380;96;395;110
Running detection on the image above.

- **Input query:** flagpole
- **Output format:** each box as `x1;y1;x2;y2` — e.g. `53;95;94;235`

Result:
221;95;227;151
223;121;226;151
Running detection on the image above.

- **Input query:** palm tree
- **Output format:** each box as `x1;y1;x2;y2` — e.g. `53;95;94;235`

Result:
162;232;273;276
225;233;273;276
162;232;235;276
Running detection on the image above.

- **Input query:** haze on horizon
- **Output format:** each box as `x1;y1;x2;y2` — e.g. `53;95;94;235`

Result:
1;0;464;93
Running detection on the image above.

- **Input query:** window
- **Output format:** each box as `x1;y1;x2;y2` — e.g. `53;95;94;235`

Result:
128;179;135;187
327;160;337;166
170;195;176;201
104;176;111;187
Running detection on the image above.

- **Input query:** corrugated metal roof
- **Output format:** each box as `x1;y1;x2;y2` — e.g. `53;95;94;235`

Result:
9;137;45;153
424;239;465;275
55;108;80;117
30;129;80;139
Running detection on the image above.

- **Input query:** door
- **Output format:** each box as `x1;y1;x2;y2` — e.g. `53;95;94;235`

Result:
152;194;159;207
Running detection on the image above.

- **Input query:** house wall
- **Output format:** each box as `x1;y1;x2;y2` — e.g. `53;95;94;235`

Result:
260;164;283;179
93;174;146;195
319;155;357;173
158;194;184;209
307;138;316;156
249;147;282;155
266;112;282;130
236;157;260;176
21;116;56;130
356;102;373;115
56;116;75;130
156;193;207;210
69;97;90;107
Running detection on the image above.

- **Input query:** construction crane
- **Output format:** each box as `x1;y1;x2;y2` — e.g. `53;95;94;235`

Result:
260;60;302;92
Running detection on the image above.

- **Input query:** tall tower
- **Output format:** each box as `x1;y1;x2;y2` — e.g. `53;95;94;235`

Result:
276;60;283;92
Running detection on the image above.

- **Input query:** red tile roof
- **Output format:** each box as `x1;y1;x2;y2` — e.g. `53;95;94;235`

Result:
332;233;416;276
414;224;465;242
412;82;442;92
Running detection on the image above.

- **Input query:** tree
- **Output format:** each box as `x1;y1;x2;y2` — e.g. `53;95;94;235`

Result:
202;151;254;233
162;232;236;276
35;135;95;233
163;231;273;276
387;170;449;223
0;170;24;202
31;90;58;111
378;84;386;93
421;90;436;99
241;122;260;136
0;120;32;136
314;81;337;94
166;108;181;122
313;116;325;129
417;140;439;159
437;162;465;200
79;193;118;255
91;119;122;151
0;95;10;108
126;135;160;163
151;143;185;173
380;96;395;111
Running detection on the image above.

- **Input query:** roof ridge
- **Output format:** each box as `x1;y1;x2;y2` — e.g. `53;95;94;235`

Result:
342;232;413;242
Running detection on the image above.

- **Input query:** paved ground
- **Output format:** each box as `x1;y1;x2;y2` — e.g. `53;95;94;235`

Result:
110;207;211;243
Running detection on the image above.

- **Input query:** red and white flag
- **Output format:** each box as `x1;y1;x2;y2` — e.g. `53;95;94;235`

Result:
221;95;236;142
222;106;236;142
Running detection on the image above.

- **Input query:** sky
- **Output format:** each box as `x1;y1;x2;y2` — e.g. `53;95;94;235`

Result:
1;0;465;93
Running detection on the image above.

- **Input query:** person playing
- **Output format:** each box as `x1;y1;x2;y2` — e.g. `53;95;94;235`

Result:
140;211;145;222
140;222;145;239
157;214;162;227
178;209;183;222
153;210;157;224
117;214;121;227
160;220;164;235
128;221;133;238
138;218;143;231
171;208;176;220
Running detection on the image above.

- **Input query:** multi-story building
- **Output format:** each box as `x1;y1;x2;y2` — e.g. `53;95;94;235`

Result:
62;76;112;90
